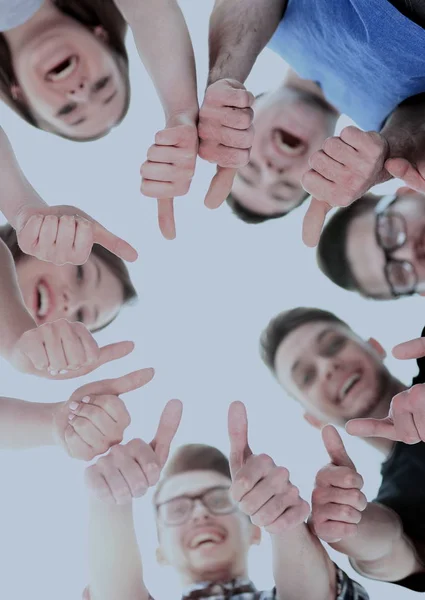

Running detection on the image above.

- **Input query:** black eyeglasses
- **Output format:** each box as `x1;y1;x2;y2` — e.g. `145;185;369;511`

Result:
374;193;417;298
155;486;237;526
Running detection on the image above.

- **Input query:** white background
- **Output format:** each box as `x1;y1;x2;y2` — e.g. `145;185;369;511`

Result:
0;2;423;598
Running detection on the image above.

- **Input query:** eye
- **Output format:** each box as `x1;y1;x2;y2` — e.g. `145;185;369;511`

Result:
326;337;346;355
93;76;111;92
57;103;77;116
302;368;315;386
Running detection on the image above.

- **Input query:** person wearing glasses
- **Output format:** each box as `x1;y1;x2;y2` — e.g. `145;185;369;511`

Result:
260;306;425;592
316;191;425;300
82;401;370;600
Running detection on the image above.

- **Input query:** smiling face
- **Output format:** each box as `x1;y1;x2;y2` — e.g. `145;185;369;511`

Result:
274;321;391;425
15;253;124;331
346;192;425;299
156;470;258;585
9;13;128;139
231;87;336;217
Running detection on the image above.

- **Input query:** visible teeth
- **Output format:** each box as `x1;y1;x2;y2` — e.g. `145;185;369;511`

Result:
36;283;50;317
190;532;222;548
339;374;361;400
47;56;77;81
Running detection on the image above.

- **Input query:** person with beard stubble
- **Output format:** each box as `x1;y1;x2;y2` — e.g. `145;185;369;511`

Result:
261;307;425;592
81;401;370;600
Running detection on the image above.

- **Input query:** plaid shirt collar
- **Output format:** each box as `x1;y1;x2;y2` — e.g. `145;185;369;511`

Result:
182;579;257;600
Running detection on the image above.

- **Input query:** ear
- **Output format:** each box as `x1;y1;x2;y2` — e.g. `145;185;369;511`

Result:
303;412;326;430
93;26;109;43
367;337;386;359
156;546;168;566
249;523;262;546
10;84;23;101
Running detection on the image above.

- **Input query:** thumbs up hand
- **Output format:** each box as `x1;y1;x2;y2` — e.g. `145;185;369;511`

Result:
84;399;183;505
228;402;309;534
310;425;368;543
15;205;138;266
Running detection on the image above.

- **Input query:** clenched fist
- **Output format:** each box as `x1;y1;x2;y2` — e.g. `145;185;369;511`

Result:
15;205;138;265
10;319;134;379
310;425;367;543
53;368;154;461
228;402;309;534
199;79;255;209
302;127;390;247
85;399;183;505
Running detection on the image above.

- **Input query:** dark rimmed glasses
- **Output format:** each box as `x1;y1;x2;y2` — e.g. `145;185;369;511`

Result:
374;193;417;297
155;486;237;526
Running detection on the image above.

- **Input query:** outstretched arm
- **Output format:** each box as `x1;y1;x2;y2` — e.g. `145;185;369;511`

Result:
228;402;336;600
311;425;423;583
330;502;423;583
115;0;198;120
208;0;287;85
0;126;47;228
86;499;149;600
271;524;337;600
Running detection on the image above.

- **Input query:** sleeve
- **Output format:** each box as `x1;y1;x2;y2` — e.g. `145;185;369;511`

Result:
334;565;370;600
411;326;425;386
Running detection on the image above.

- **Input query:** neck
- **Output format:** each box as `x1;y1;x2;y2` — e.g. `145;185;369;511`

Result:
4;1;64;52
360;377;407;456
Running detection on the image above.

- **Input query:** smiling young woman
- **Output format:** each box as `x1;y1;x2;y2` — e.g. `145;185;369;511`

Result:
0;0;130;141
0;223;137;333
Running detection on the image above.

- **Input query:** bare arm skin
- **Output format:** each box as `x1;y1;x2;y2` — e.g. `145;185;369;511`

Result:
208;0;287;85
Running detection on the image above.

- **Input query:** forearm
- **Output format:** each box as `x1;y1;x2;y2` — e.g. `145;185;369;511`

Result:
0;238;36;356
0;127;47;227
271;524;336;600
380;93;425;164
330;502;422;582
0;397;59;449
208;0;287;85
87;498;149;600
116;0;198;120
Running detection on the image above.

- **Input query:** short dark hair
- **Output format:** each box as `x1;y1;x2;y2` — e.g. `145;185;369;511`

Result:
226;193;287;223
153;444;231;505
317;194;381;295
0;223;137;333
260;307;349;374
0;0;130;141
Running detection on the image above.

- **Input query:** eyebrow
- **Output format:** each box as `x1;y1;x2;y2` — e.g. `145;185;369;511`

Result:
237;171;255;187
291;328;334;375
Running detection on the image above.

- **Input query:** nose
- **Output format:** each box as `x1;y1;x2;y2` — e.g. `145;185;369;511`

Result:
191;499;211;520
62;288;80;317
66;78;89;103
322;357;343;381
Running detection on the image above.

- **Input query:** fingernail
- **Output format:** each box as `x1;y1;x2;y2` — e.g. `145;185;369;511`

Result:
81;396;90;403
49;370;58;376
59;369;68;375
69;401;79;411
68;414;76;421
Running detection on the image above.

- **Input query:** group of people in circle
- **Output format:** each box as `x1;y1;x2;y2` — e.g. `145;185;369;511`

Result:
2;1;425;599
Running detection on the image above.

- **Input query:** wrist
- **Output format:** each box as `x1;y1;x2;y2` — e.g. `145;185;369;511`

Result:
165;107;199;127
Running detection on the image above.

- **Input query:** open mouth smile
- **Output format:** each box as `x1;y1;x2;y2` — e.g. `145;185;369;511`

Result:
271;128;306;157
46;55;78;82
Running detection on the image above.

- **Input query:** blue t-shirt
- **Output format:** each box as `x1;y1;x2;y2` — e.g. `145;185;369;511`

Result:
267;0;425;130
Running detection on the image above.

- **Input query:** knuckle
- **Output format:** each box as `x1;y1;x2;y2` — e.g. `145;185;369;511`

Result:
258;453;274;466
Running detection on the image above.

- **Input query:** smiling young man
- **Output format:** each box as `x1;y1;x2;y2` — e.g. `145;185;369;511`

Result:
227;71;339;224
83;401;370;600
260;307;425;592
317;191;425;300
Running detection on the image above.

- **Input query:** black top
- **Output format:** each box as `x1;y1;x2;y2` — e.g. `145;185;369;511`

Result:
373;327;425;591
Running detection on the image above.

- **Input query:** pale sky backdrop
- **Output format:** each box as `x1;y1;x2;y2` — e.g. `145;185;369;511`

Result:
0;2;423;599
